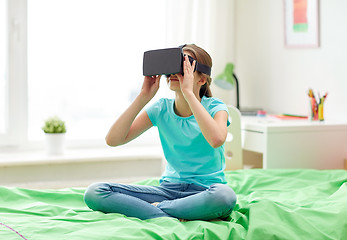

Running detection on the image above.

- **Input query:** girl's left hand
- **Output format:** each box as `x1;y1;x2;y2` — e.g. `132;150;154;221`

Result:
177;55;196;97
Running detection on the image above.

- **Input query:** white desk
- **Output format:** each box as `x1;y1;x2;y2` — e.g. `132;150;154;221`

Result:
241;116;347;169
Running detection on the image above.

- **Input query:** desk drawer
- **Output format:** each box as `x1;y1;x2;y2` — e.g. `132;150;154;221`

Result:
242;130;264;153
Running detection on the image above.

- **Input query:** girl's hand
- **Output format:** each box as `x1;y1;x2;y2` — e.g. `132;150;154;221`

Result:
140;75;161;102
177;55;196;98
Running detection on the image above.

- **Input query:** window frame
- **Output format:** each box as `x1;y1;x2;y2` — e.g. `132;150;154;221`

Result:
1;0;166;150
0;0;28;148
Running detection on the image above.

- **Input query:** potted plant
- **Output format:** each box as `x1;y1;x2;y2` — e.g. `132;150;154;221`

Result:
42;116;67;155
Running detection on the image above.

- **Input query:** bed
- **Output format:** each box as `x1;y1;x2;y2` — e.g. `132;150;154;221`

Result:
1;169;347;240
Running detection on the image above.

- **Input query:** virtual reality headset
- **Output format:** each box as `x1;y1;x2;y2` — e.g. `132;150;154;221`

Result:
143;45;211;77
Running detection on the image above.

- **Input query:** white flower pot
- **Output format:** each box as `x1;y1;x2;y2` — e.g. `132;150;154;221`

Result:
45;133;66;155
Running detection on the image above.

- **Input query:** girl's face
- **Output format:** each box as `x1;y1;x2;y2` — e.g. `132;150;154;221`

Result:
167;51;200;91
167;74;180;91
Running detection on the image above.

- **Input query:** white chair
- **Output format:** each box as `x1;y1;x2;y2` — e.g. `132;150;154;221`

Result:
224;105;243;170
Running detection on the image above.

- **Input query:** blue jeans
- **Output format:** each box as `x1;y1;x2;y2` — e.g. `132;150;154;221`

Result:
84;181;236;220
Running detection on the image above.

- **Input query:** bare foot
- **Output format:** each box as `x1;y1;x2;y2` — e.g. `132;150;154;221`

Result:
179;218;190;222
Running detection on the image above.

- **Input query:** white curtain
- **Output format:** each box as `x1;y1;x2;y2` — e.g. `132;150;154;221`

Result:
165;0;237;105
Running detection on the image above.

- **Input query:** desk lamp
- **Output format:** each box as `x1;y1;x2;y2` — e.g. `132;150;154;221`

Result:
214;63;240;109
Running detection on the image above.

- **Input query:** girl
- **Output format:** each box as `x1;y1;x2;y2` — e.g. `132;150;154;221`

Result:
84;44;237;221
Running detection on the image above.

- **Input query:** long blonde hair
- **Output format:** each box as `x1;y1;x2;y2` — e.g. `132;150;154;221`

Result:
182;44;213;98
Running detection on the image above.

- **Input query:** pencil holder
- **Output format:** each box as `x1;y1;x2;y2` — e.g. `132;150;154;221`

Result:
309;100;325;121
307;89;327;121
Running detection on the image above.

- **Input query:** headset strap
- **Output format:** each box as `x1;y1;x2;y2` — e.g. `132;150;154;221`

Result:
179;44;211;76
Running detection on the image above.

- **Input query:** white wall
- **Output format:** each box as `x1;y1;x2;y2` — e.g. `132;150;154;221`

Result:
234;0;347;120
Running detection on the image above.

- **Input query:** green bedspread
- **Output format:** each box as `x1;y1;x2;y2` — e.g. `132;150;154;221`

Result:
1;169;347;240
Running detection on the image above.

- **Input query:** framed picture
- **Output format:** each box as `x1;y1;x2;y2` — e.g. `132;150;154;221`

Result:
284;0;320;47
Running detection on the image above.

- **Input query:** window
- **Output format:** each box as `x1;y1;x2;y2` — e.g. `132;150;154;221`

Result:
0;0;236;149
0;1;6;134
23;0;169;146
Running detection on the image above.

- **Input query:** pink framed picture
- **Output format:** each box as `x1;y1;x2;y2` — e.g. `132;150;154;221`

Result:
284;0;320;48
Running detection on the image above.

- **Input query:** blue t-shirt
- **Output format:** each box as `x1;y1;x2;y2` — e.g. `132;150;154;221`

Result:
146;96;230;188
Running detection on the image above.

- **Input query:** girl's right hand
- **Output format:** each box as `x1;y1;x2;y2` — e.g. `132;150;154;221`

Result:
140;75;161;102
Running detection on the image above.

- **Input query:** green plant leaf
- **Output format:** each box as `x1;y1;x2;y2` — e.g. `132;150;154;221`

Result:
42;116;66;133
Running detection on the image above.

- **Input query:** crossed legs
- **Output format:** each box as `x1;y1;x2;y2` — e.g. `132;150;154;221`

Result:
84;181;236;220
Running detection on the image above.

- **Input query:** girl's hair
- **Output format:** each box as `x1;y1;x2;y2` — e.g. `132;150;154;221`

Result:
183;44;213;98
